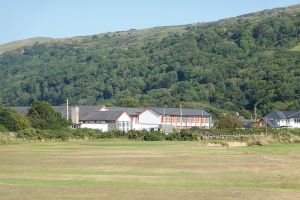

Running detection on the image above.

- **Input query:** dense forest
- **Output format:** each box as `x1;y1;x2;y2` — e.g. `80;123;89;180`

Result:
0;5;300;117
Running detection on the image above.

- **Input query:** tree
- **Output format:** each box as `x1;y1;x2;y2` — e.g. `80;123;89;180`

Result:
120;96;140;108
27;101;69;130
216;113;243;128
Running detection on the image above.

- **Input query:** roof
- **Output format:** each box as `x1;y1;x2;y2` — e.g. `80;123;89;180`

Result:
149;107;210;117
8;105;106;120
289;111;300;118
80;111;125;121
261;118;281;128
8;107;29;115
108;107;144;116
265;111;300;119
8;105;211;119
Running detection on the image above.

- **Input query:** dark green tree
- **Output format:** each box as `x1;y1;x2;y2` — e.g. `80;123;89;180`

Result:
27;101;69;130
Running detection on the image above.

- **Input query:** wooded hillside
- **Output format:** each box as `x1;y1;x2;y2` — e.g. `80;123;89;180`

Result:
0;5;299;116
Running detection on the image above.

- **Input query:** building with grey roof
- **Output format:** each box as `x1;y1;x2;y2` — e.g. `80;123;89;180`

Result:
8;105;213;132
257;110;300;128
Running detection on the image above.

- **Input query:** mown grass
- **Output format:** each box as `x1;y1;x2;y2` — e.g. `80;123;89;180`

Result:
0;141;299;200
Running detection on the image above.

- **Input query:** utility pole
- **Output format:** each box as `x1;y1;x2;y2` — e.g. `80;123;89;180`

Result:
180;105;182;129
67;98;69;120
164;107;166;127
254;105;257;122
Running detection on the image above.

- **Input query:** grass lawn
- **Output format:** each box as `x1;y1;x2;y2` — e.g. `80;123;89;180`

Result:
0;140;299;200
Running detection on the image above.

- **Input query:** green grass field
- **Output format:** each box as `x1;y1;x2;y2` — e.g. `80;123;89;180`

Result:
0;140;299;200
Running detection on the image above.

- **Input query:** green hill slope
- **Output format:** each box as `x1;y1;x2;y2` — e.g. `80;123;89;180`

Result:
0;37;53;54
0;5;299;115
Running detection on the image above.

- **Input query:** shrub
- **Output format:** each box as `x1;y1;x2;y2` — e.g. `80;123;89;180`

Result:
16;128;44;140
0;124;7;131
128;130;165;141
166;129;198;141
0;108;32;132
27;101;70;130
128;130;147;140
166;131;182;141
144;131;166;141
216;113;243;128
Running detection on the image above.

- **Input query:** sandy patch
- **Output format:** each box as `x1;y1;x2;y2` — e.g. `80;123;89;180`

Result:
227;142;248;147
205;143;223;147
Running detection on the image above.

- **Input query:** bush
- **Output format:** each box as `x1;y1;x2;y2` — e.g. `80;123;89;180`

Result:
216;114;243;128
166;129;199;141
128;130;147;140
16;128;44;140
128;130;165;141
27;101;70;130
0;108;32;132
0;124;7;131
144;131;166;141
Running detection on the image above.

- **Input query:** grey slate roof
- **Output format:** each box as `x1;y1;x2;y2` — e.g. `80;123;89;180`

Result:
262;118;281;128
265;111;300;119
150;107;210;117
289;111;300;118
80;111;124;121
8;105;105;120
8;106;211;121
8;107;29;116
108;107;144;116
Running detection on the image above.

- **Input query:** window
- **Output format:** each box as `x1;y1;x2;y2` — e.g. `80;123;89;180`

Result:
295;118;300;123
166;116;170;123
118;122;122;128
186;117;190;123
206;117;210;123
177;116;181;123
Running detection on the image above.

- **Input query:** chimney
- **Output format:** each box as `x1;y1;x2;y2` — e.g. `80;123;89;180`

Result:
71;107;79;124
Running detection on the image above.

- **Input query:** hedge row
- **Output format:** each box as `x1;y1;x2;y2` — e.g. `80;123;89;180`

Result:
11;127;300;142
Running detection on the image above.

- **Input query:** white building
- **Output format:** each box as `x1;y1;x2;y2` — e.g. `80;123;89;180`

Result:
257;111;300;129
80;111;132;132
10;105;213;132
137;107;212;132
106;107;145;130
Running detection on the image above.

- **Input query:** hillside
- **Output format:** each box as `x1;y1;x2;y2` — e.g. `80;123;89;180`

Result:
0;37;53;54
0;4;300;116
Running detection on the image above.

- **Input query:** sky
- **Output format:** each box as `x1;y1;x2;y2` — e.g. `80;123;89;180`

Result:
1;0;300;44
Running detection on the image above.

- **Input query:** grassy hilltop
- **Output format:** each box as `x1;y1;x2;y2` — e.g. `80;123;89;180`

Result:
0;5;300;116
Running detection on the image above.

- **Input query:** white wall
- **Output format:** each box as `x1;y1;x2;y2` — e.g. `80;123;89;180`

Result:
133;123;160;131
81;123;108;132
116;112;132;132
289;118;300;128
117;112;131;122
139;110;160;125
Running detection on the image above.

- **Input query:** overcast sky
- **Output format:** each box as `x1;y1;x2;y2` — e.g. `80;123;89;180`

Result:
1;0;300;44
